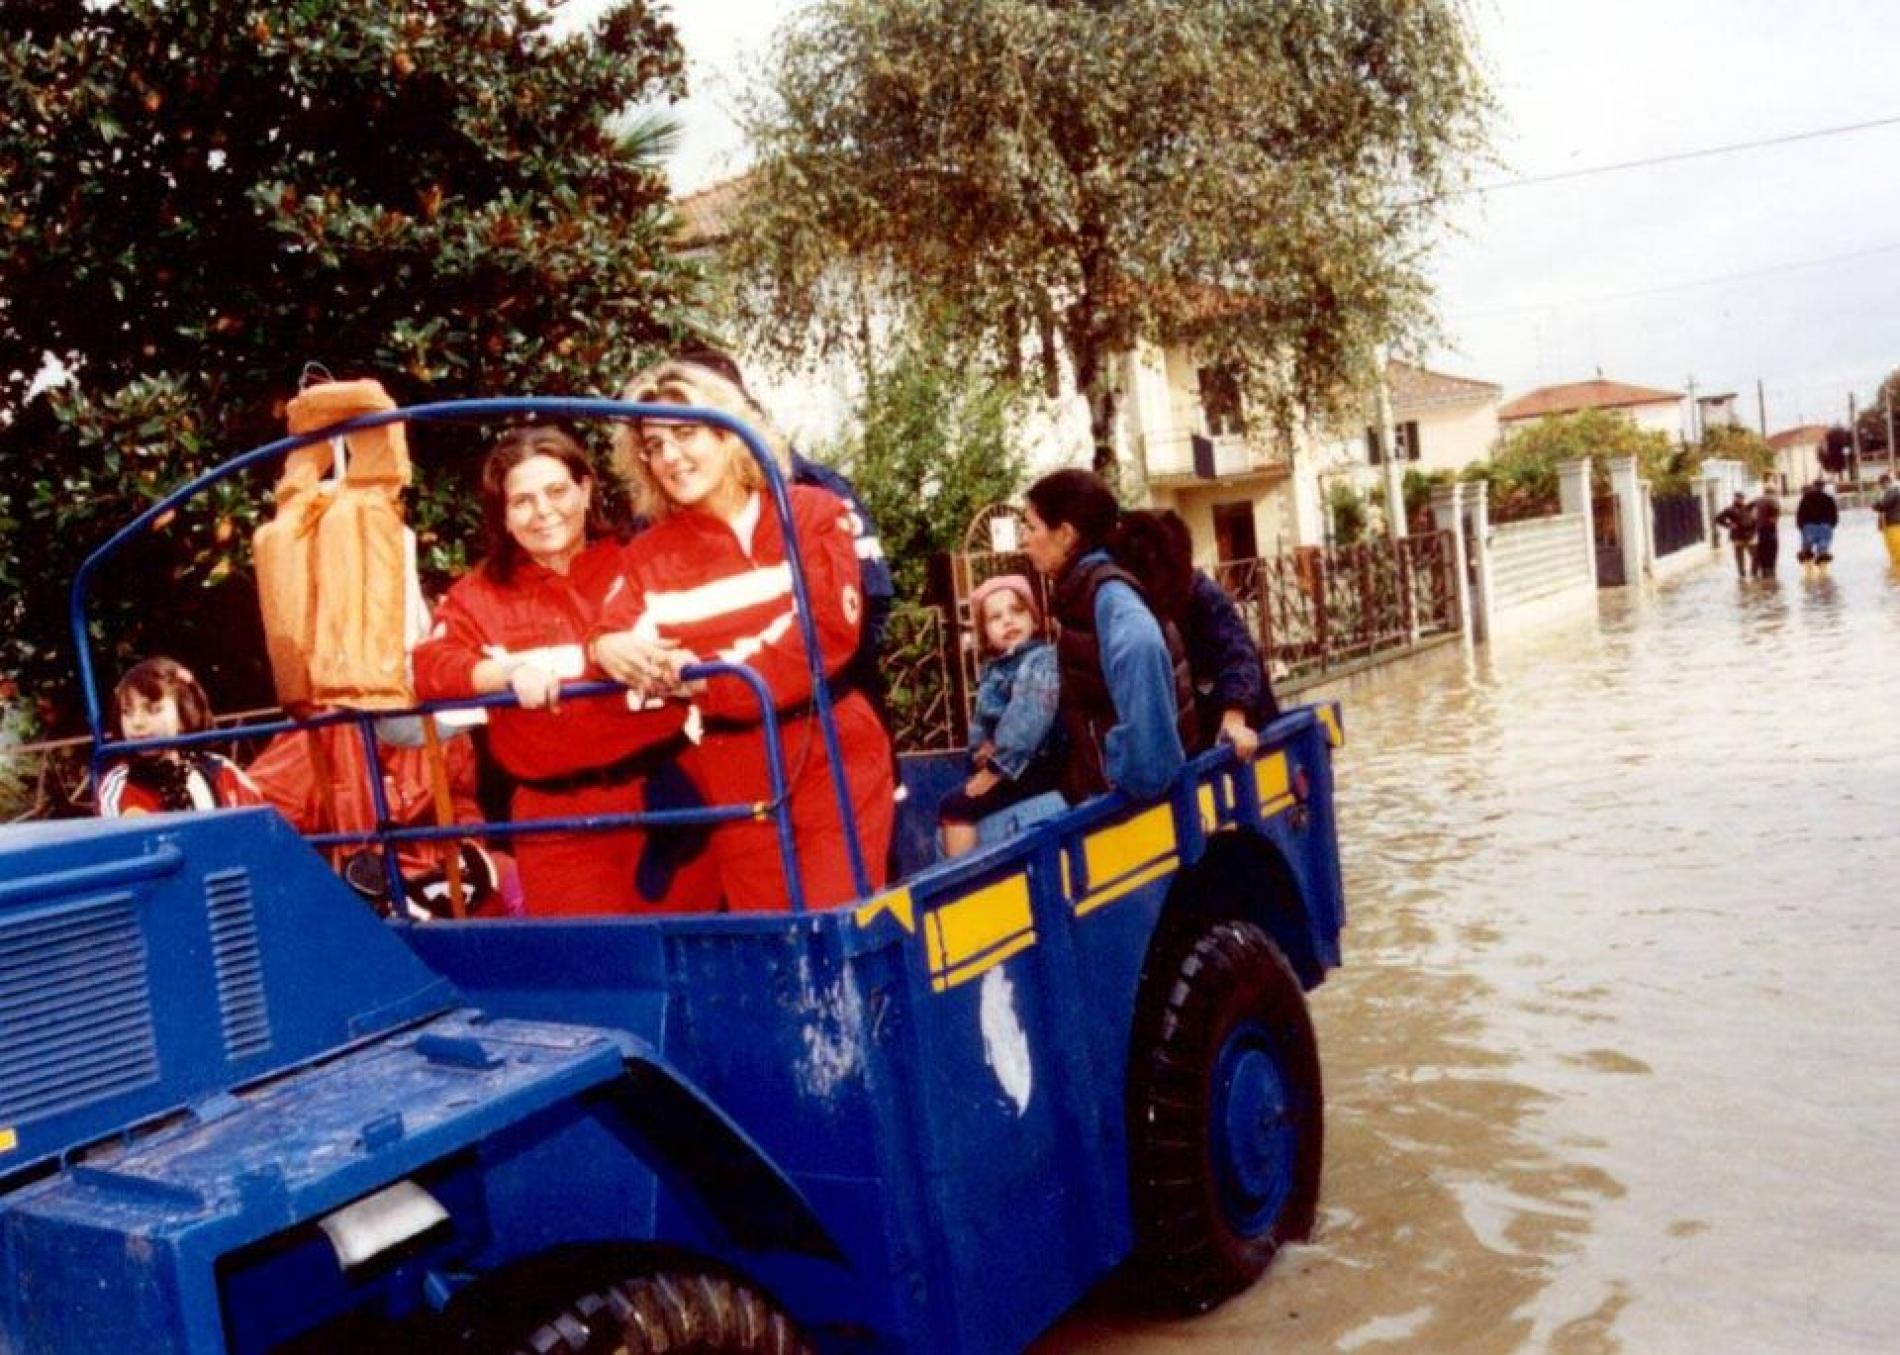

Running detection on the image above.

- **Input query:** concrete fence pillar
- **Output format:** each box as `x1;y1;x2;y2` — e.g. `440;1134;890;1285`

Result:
1429;479;1471;643
1557;457;1596;583
1639;479;1656;575
1608;455;1645;586
1466;479;1495;643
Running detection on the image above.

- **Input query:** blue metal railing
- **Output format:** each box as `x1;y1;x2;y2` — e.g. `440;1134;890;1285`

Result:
71;397;872;914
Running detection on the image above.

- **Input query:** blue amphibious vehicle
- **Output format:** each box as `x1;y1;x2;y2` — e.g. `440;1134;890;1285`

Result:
0;400;1345;1353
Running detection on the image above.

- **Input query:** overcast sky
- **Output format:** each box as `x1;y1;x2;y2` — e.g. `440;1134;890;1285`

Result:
633;0;1900;435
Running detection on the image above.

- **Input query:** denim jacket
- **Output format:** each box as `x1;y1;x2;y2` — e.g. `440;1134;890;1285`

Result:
969;639;1061;780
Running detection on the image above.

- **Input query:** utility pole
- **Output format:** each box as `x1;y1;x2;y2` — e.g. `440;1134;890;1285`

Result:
1886;386;1896;477
1376;353;1407;540
1757;378;1767;437
1685;375;1700;444
1850;392;1862;486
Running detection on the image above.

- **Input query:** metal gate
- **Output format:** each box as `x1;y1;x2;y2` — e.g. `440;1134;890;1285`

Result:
1593;493;1625;586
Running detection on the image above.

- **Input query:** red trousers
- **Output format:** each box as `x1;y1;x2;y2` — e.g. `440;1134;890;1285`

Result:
687;692;894;913
510;778;721;918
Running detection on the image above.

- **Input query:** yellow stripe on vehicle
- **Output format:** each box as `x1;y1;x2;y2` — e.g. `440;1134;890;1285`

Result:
854;885;916;935
1255;752;1296;818
1318;704;1344;748
925;874;1035;993
1074;857;1179;919
0;1126;15;1155
1079;804;1175;893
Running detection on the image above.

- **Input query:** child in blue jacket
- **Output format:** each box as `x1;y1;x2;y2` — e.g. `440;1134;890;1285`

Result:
939;574;1063;856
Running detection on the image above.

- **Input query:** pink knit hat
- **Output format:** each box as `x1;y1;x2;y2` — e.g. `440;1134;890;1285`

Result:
968;573;1041;628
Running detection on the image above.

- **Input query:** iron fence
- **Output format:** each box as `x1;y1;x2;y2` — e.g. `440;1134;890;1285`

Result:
881;603;960;754
1652;492;1704;558
1593;493;1625;586
1213;530;1460;685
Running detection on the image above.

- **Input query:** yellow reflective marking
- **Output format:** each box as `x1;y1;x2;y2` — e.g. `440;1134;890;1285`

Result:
1196;782;1219;833
924;874;1034;992
1080;804;1175;895
1318;704;1344;748
854;885;916;934
1074;857;1178;919
933;933;1037;993
1254;744;1299;809
0;1126;15;1155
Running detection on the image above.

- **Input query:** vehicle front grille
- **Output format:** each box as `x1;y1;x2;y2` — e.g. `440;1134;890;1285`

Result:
206;868;272;1061
0;894;159;1124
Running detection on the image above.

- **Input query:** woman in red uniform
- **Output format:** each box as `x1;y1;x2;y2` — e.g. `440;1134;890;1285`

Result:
413;426;715;916
592;360;894;913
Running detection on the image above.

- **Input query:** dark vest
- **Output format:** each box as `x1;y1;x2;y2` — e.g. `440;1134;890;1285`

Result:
1051;555;1198;802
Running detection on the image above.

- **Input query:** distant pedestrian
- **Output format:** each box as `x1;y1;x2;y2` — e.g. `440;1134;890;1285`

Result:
1750;485;1782;578
1875;473;1900;569
1795;479;1839;566
1712;492;1753;578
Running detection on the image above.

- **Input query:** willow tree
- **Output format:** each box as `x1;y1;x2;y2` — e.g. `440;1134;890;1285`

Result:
727;0;1493;473
0;0;701;723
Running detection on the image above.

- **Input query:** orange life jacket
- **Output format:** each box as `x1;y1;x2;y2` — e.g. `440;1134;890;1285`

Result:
254;379;416;710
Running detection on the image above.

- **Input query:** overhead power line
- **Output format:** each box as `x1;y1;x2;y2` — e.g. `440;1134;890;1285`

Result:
1469;113;1900;195
1449;239;1900;318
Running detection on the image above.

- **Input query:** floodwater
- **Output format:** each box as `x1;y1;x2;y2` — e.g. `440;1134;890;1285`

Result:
1042;508;1900;1354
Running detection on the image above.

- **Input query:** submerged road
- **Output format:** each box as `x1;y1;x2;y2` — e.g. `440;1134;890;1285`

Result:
1042;509;1900;1354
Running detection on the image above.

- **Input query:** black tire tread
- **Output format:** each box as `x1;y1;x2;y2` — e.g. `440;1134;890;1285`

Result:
1127;918;1323;1314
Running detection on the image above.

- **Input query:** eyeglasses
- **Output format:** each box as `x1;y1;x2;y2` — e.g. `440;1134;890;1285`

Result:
638;420;709;463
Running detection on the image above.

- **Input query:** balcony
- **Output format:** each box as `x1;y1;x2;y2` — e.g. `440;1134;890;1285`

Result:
1142;430;1289;485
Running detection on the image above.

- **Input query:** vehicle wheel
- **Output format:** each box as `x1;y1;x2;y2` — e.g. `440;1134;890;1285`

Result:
1128;919;1323;1313
504;1268;812;1355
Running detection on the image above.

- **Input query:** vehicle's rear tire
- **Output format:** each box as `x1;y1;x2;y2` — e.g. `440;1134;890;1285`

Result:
1127;918;1323;1313
504;1268;811;1355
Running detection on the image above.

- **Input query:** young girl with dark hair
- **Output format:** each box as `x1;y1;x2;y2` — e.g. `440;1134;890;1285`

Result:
97;657;264;816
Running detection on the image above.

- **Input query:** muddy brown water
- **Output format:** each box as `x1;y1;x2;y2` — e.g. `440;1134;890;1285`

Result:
1040;510;1900;1354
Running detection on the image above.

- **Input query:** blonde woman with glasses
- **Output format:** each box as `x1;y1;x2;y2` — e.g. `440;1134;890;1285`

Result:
591;361;894;912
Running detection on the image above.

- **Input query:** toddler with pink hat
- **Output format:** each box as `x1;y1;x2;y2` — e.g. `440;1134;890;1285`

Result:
939;574;1065;856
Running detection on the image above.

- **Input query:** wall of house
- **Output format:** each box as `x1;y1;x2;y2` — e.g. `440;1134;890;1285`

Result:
1628;401;1687;440
1414;401;1500;474
1776;441;1821;489
1158;479;1298;566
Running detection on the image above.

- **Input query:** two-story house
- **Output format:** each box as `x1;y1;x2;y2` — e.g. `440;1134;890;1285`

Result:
1766;424;1828;490
1498;378;1687;440
1132;355;1504;562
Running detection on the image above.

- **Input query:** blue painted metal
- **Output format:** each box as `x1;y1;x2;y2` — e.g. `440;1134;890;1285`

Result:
1213;1028;1295;1236
10;397;1348;1352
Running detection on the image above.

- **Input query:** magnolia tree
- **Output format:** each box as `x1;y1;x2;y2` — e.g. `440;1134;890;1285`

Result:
726;0;1492;473
0;0;702;726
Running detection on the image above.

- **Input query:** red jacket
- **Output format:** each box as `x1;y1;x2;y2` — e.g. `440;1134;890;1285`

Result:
598;487;864;719
413;539;683;779
98;753;264;817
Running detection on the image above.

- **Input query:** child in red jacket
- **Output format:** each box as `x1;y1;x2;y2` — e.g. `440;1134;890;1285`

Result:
97;657;264;816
